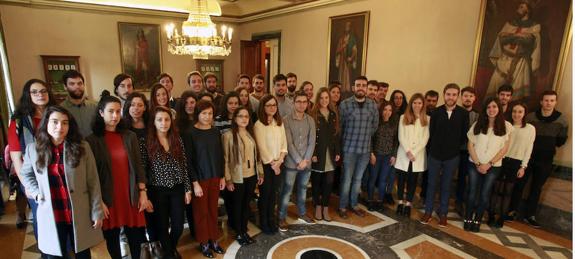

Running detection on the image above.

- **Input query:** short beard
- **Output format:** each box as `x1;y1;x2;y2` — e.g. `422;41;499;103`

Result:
288;86;296;92
68;89;84;100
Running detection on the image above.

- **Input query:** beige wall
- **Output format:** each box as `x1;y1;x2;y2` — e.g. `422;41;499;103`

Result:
0;4;241;101
237;0;572;166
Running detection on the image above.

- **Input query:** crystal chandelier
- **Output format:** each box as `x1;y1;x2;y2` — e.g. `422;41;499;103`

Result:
165;0;232;59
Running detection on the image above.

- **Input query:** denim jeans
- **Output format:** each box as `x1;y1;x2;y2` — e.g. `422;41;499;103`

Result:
424;155;460;216
466;164;501;220
386;168;396;194
279;168;311;219
368;154;394;200
339;152;370;209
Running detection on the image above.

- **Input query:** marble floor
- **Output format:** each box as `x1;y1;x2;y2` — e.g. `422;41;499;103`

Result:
2;194;572;259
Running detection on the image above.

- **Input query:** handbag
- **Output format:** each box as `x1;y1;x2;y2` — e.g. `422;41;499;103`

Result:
140;241;165;259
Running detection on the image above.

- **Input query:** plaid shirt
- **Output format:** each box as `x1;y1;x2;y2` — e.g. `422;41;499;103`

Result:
339;97;379;154
48;143;72;224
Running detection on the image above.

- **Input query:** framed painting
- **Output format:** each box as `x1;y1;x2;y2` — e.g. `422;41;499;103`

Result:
196;59;224;92
470;0;572;110
41;55;80;103
327;11;370;97
118;22;162;91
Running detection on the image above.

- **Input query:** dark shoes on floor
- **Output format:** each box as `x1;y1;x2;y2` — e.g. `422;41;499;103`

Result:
209;240;225;254
200;243;214;258
463;218;481;232
419;213;432;224
338;209;349;219
236;233;255;246
524;216;541;228
395;204;411;217
384;193;395;205
396;204;404;215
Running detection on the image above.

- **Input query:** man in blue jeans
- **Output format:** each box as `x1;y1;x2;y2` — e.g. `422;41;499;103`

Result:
420;83;469;227
278;91;316;231
338;76;379;219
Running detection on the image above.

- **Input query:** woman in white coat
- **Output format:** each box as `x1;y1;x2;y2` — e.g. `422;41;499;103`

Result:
20;106;104;258
394;93;429;217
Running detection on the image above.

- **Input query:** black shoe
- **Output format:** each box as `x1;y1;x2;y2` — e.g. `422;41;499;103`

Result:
385;193;395;205
524;216;541;228
367;201;377;211
463;219;471;231
504;211;516;222
471;220;481;233
208;240;225;254
402;205;411;217
236;234;249;246
200;243;214;258
495;217;504;228
396;204;404;215
377;202;385;213
242;233;255;244
487;213;496;227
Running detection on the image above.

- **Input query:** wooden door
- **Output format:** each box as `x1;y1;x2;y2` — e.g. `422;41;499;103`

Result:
240;40;261;78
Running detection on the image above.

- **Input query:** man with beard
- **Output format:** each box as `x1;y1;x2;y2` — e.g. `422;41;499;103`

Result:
421;83;469;227
286;72;297;100
366;80;379;102
497;84;514;121
251;74;266;100
377;82;389;103
338;76;379;219
419;89;439;203
273;74;294;117
237;74;251;92
113;73;134;109
60;70;97;137
205;72;223;113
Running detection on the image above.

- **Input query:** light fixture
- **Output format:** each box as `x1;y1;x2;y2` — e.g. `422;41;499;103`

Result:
165;0;232;59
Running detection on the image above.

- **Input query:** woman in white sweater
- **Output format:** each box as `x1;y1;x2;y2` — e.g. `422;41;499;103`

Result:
395;93;429;217
489;102;535;228
253;94;287;235
465;97;512;232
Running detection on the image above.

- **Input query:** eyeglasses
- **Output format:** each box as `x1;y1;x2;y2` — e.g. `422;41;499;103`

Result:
30;89;48;96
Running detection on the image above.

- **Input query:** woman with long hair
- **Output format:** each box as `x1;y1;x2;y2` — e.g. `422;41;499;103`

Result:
464;97;512;232
8;79;56;235
147;107;192;258
309;88;340;221
394;93;429;217
328;83;342;108
183;100;226;258
236;86;258;122
214;91;240;134
20;106;103;258
150;83;176;118
253;94;287;234
175;91;197;133
86;90;151;259
368;101;399;211
489;102;534;228
222;106;263;246
390;90;408;115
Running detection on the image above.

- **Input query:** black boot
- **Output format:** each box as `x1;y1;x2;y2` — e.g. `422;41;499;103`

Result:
367;201;377;211
402;205;411;217
463;219;472;231
487;213;496;227
471;216;481;233
236;233;249;246
396;204;404;215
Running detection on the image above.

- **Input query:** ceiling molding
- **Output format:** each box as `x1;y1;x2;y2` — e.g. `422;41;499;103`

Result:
0;0;345;23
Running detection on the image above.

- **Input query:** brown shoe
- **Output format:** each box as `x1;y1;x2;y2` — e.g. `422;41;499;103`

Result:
322;206;332;222
278;219;289;232
314;206;322;220
438;215;448;228
350;207;366;217
338;208;348;219
420;213;432;224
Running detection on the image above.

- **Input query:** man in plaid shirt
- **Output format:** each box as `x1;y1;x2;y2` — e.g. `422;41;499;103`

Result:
338;76;379;218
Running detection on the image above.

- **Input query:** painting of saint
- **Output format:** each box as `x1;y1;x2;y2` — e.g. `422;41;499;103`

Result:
118;23;162;91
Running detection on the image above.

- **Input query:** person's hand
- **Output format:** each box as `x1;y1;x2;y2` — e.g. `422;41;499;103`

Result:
138;192;149;213
92;218;103;229
312;156;318;163
478;163;491;174
226;182;235;192
193;182;203;197
335;155;341;162
407;151;415;162
258;176;264;185
102;202;110;219
145;200;154;213
185;191;192;205
297;160;308;170
390;156;396;166
219;178;226;191
369;153;376;165
517;167;526;178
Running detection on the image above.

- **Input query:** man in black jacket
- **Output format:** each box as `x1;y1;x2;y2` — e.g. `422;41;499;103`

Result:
420;83;469;227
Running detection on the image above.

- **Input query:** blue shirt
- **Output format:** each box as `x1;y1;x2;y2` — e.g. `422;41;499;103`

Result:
339;97;379;154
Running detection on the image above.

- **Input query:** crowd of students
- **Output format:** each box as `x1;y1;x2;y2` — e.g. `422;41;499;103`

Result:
8;69;568;258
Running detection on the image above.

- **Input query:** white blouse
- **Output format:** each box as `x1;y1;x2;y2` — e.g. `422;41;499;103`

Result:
253;119;288;164
505;123;536;168
467;121;513;167
395;115;430;172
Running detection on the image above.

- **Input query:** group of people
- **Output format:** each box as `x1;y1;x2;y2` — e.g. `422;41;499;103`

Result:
8;68;568;259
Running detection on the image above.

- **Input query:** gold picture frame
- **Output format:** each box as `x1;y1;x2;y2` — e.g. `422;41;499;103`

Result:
326;11;370;96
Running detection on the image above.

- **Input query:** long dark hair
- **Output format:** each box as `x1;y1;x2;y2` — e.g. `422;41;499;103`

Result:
12;79;56;119
390;90;407;115
309;87;339;136
92;90;126;136
149;83;169;110
227;106;256;169
176;91;197;132
511;102;528;128
146;106;185;162
219;91;240;118
473;97;507;136
122;92;149;128
257;94;282;126
35;106;84;169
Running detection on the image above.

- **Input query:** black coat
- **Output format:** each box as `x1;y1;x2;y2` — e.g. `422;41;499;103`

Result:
311;110;341;171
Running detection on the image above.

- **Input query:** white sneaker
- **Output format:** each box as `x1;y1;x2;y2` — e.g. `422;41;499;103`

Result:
120;230;130;257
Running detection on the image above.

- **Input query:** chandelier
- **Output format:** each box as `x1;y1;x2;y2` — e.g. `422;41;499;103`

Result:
165;0;232;59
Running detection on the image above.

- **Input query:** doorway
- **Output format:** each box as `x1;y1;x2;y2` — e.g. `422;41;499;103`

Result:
240;32;280;93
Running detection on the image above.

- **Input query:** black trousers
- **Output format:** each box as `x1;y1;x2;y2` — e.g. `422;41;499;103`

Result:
42;223;91;259
222;188;235;231
311;171;334;206
103;226;146;259
490;157;521;216
397;163;419;202
258;164;280;231
231;175;257;234
510;155;554;217
149;184;185;255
